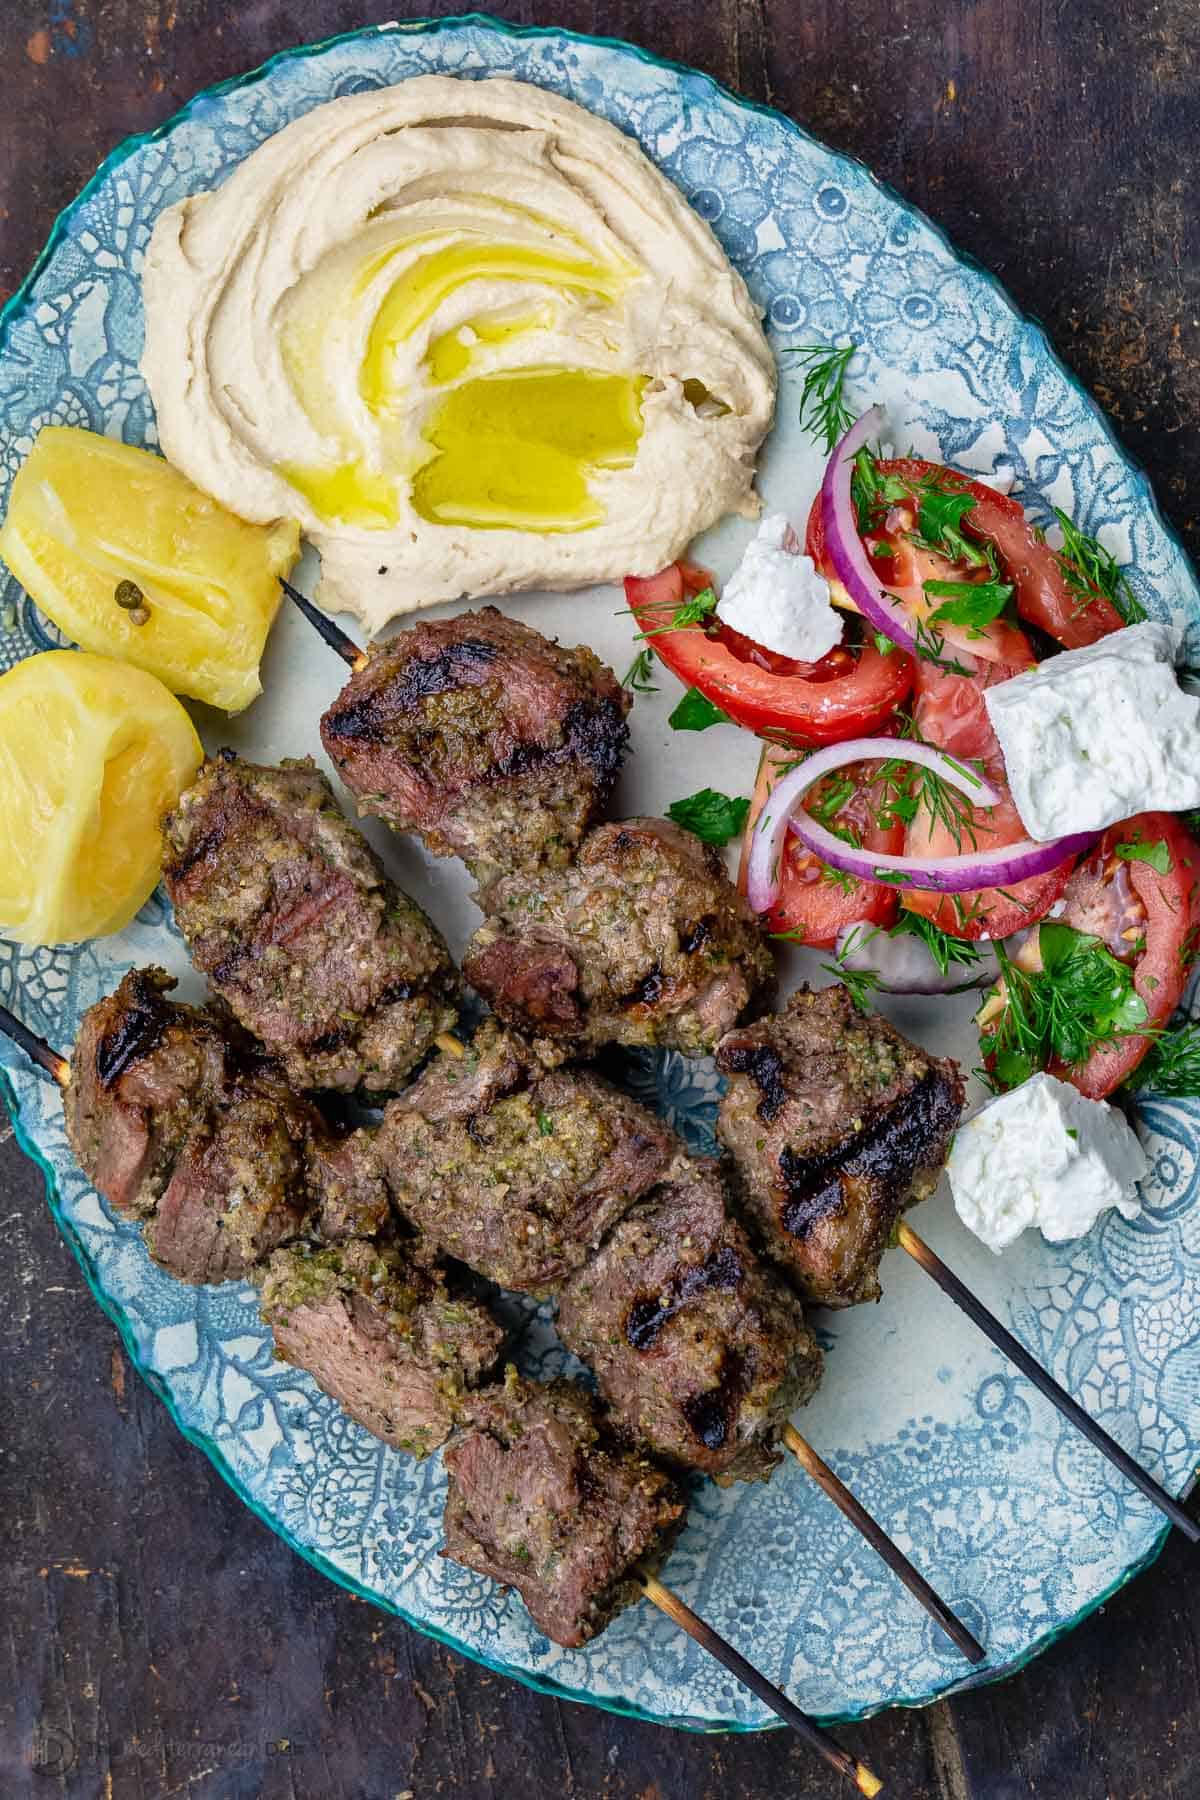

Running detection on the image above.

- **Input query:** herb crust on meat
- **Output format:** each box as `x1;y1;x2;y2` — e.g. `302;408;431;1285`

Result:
717;984;965;1307
162;753;459;1093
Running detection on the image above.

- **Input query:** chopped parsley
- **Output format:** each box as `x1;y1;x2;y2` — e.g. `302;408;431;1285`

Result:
924;579;1014;633
668;686;731;732
666;787;750;845
908;484;988;568
984;925;1149;1089
1114;837;1172;875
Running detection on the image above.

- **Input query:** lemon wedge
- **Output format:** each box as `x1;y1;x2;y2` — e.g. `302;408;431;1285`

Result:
0;427;299;713
0;650;203;945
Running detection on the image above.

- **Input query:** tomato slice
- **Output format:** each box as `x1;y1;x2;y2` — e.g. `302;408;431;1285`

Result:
806;457;1126;652
899;653;1076;940
738;743;906;948
1057;813;1200;1097
624;562;913;747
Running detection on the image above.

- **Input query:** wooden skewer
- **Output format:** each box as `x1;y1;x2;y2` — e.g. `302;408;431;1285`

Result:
281;578;368;674
783;1423;985;1663
639;1571;882;1793
0;1005;69;1086
897;1221;1200;1544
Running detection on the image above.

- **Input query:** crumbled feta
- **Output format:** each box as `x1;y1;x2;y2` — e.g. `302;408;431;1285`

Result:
715;513;844;663
947;1073;1147;1254
983;621;1200;842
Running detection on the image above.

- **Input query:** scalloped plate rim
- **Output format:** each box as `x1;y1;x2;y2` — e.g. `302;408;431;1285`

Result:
0;9;1192;1734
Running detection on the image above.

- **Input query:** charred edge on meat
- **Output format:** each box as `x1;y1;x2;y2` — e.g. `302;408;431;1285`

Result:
94;971;176;1090
619;964;666;1009
679;916;715;956
680;1349;746;1452
716;1041;789;1122
323;640;502;744
625;1246;743;1350
777;1065;962;1240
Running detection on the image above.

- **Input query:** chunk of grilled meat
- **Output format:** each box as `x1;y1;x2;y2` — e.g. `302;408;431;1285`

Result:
377;1021;676;1294
465;818;774;1061
260;1239;502;1458
320;607;630;881
64;968;389;1285
65;966;229;1221
558;1160;822;1483
442;1370;684;1648
162;754;459;1093
716;985;965;1308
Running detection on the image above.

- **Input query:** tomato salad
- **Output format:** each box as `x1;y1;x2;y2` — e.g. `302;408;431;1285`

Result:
624;373;1200;1102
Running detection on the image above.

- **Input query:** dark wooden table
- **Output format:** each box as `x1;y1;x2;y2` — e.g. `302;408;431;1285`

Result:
2;4;1198;1797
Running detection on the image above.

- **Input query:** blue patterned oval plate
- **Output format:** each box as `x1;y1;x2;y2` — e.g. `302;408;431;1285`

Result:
2;13;1198;1732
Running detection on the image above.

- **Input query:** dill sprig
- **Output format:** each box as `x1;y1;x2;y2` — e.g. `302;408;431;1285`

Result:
889;911;986;979
1052;508;1146;626
789;341;857;451
1129;1019;1200;1097
820;952;883;1014
622;646;658;693
633;585;718;640
873;752;987;853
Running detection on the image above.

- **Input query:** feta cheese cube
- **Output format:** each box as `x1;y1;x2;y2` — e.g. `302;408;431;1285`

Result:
947;1072;1147;1254
715;513;843;663
983;621;1200;841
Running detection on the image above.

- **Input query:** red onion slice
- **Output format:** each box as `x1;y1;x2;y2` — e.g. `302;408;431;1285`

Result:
746;736;998;911
745;735;1092;912
819;407;978;673
834;920;999;994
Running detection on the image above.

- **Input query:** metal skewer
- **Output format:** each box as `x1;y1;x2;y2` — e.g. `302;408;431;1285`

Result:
897;1221;1199;1543
638;1571;882;1793
0;1005;883;1791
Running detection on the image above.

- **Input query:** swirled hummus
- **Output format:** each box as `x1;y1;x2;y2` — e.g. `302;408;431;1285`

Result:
141;76;776;632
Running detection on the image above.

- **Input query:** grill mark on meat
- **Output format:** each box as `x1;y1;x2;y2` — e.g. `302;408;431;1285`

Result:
377;980;416;1006
681;1349;746;1452
679;916;714;956
163;823;225;887
777;1066;960;1239
562;696;629;783
619;964;665;1009
625;1245;743;1350
717;1041;788;1122
324;640;501;743
94;972;174;1090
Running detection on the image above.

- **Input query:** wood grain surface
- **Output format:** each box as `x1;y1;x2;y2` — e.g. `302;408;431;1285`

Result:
2;4;1199;1797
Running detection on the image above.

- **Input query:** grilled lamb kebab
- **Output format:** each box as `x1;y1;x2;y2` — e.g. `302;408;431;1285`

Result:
464;817;774;1060
378;1022;821;1484
259;1239;503;1459
378;1018;678;1293
716;984;965;1308
557;1159;820;1483
442;1368;686;1648
320;606;630;883
63;965;376;1282
63;967;501;1450
161;753;460;1094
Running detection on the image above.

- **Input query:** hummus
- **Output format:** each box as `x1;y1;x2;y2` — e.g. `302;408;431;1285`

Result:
141;76;777;633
